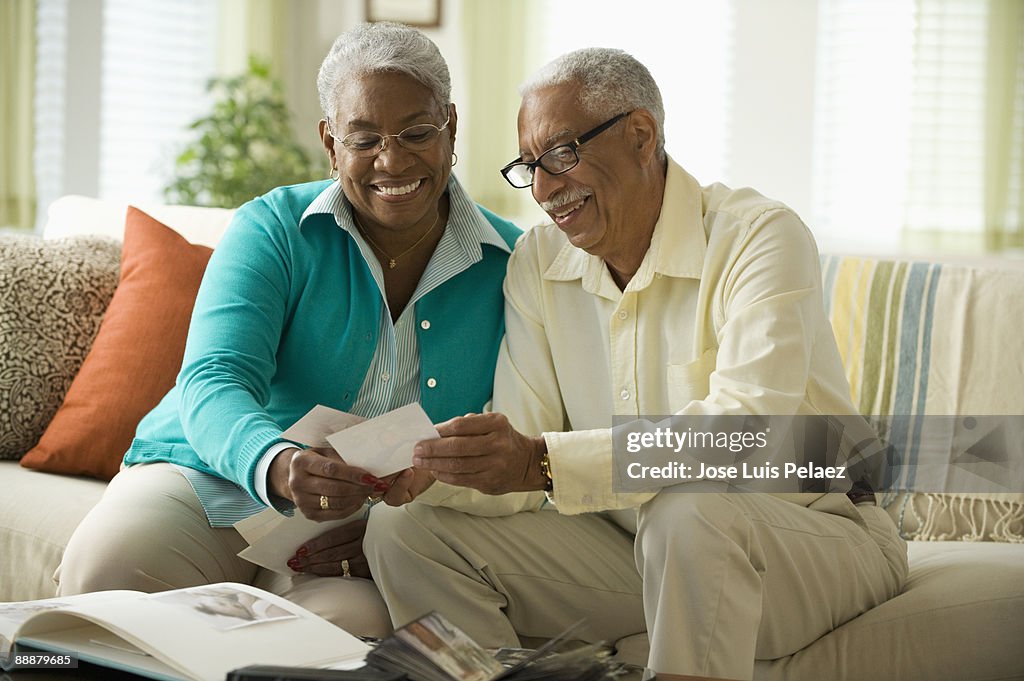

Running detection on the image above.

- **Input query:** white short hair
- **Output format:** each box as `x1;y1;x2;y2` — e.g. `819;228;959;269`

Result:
521;47;665;154
317;22;451;124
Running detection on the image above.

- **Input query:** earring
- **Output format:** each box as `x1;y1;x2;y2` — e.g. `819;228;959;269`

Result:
329;166;339;181
451;152;459;167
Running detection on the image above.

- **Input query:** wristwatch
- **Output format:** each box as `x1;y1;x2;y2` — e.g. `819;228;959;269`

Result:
539;451;554;493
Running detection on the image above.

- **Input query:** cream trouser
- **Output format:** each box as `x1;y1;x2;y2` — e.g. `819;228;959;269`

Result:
364;491;907;680
55;463;392;638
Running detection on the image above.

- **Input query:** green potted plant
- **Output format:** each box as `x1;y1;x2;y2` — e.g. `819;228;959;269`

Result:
165;56;321;208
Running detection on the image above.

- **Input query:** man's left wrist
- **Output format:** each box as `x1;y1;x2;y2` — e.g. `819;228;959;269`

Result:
535;437;553;492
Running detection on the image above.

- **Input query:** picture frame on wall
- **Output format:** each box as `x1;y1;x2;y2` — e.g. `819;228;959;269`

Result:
365;0;442;28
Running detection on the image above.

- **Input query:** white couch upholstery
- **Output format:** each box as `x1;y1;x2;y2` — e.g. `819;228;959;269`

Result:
1;196;234;603
1;196;1022;681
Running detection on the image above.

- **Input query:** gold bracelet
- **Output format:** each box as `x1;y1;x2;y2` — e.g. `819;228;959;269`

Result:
539;452;554;492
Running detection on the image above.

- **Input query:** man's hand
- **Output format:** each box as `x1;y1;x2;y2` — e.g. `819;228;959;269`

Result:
269;447;391;520
411;412;548;494
382;467;436;506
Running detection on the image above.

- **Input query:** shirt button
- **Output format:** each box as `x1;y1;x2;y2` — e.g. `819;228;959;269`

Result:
620;389;630;400
582;494;593;505
381;371;390;382
426;378;438;388
365;333;372;341
618;310;628;320
420;320;431;330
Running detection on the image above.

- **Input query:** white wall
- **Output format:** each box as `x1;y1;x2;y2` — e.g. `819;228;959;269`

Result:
727;0;818;222
61;0;103;199
286;0;467;166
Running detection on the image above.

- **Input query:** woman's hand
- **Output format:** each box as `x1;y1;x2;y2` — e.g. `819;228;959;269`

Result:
269;447;391;520
286;519;371;578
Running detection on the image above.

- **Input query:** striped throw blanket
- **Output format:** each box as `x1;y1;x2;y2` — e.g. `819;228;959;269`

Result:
820;254;1024;542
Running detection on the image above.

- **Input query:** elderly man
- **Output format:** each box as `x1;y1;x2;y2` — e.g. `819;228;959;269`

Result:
365;48;907;680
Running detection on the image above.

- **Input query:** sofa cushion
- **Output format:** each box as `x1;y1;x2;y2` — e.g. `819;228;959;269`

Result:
0;235;121;460
612;541;1024;681
0;461;107;601
20;207;213;480
761;540;1024;680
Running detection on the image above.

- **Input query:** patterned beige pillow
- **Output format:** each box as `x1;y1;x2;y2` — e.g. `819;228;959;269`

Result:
0;235;121;459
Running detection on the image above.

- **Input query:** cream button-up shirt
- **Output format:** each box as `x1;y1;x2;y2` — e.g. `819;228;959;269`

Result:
491;157;859;519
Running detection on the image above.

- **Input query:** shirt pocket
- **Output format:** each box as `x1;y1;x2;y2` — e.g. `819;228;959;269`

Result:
666;347;717;409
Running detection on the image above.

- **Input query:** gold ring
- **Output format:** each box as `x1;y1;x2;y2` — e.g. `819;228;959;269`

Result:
319;495;330;510
366;496;383;507
341;559;351;578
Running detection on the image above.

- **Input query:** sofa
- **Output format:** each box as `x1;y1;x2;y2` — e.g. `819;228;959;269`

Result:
1;196;1022;680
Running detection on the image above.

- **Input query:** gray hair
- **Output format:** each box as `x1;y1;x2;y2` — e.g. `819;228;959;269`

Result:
521;48;665;154
317;22;451;124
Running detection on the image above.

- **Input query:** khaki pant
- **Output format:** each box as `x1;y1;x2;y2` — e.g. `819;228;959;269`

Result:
364;491;907;680
56;463;392;638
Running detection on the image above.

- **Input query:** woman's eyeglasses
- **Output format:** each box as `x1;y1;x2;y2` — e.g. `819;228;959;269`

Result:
331;113;451;158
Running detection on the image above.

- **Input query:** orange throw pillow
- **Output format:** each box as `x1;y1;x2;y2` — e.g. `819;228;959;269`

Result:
21;207;213;480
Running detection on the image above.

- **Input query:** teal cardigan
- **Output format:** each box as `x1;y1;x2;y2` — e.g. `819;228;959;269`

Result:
124;180;521;501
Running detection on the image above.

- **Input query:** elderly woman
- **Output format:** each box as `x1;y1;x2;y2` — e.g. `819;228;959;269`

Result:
56;22;519;637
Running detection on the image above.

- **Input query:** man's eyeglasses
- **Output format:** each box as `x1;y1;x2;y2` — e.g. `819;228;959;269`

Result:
500;111;631;189
331;112;451;158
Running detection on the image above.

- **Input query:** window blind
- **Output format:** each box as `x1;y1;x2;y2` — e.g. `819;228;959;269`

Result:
903;0;988;234
812;0;997;249
810;0;916;251
33;0;68;231
98;0;218;203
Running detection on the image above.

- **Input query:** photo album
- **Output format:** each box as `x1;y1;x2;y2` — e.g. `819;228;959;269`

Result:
0;582;369;681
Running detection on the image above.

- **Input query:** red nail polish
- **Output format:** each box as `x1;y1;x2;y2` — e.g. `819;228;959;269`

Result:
362;474;380;484
287;558;300;570
295;547;308;557
374;482;389;492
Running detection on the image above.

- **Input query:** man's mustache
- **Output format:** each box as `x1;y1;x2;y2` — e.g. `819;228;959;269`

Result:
540;187;593;213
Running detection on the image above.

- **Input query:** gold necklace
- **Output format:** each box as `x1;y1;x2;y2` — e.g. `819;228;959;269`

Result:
353;210;441;269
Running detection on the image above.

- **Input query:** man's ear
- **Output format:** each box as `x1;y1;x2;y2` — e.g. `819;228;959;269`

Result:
628;109;659;164
318;119;337;171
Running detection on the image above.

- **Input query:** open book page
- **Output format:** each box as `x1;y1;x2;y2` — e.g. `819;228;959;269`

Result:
0;590;137;657
12;583;369;681
15;625;192;681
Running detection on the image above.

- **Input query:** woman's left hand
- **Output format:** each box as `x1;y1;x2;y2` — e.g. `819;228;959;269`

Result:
287;518;371;578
